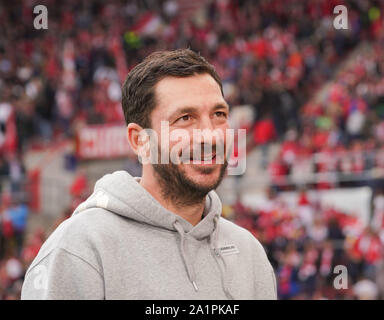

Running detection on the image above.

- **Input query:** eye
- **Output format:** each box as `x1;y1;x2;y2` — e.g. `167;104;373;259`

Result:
176;114;191;122
214;111;227;118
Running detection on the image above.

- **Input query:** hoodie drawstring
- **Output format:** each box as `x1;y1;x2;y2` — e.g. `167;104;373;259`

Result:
210;216;235;300
173;217;234;299
173;220;199;292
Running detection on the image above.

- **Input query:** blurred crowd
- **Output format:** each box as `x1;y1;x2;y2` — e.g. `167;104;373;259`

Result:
1;0;384;299
0;192;34;299
227;188;384;300
1;0;382;152
266;41;384;190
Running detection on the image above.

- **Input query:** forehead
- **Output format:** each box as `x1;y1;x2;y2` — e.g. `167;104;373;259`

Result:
154;73;226;114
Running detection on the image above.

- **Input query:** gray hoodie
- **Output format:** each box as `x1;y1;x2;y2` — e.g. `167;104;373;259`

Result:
21;170;277;300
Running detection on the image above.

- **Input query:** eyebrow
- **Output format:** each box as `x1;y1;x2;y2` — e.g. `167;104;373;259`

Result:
167;103;230;121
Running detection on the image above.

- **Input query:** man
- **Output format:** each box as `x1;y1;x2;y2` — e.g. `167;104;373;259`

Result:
21;49;277;299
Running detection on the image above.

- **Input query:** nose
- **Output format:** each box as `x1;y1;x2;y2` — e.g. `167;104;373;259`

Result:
199;115;215;132
195;116;218;145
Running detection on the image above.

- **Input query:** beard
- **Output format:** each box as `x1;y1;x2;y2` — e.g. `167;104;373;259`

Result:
152;146;228;207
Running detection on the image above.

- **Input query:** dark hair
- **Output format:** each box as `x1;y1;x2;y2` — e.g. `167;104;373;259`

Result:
121;48;223;128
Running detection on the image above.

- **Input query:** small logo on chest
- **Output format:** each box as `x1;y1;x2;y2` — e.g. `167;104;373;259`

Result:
219;244;240;256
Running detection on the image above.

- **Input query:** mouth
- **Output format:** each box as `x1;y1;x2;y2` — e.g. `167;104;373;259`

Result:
189;153;217;165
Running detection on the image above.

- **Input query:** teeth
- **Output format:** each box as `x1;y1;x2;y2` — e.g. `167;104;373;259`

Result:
202;154;215;161
187;154;216;162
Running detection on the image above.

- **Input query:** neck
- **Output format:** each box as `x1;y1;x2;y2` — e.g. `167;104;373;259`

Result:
139;171;206;226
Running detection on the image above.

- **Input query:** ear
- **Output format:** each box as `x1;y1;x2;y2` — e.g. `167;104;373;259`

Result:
127;123;158;164
126;123;144;156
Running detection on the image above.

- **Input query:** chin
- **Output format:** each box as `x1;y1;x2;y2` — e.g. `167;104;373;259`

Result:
184;165;223;189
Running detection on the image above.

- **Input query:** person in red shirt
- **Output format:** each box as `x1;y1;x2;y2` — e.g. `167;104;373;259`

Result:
253;114;277;169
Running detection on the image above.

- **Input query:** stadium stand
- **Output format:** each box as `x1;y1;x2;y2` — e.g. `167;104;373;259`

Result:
0;0;384;299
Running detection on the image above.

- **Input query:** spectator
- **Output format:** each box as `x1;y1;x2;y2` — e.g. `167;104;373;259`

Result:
7;198;29;256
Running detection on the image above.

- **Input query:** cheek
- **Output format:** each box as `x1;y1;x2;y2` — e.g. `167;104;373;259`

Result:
216;126;229;147
216;126;232;160
169;135;192;163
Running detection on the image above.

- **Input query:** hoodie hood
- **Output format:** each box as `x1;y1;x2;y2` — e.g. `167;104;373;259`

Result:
72;170;233;298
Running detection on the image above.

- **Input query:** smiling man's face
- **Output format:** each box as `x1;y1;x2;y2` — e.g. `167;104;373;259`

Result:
148;73;230;205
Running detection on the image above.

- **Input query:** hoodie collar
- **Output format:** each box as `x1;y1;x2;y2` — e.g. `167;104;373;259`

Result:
73;170;222;240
